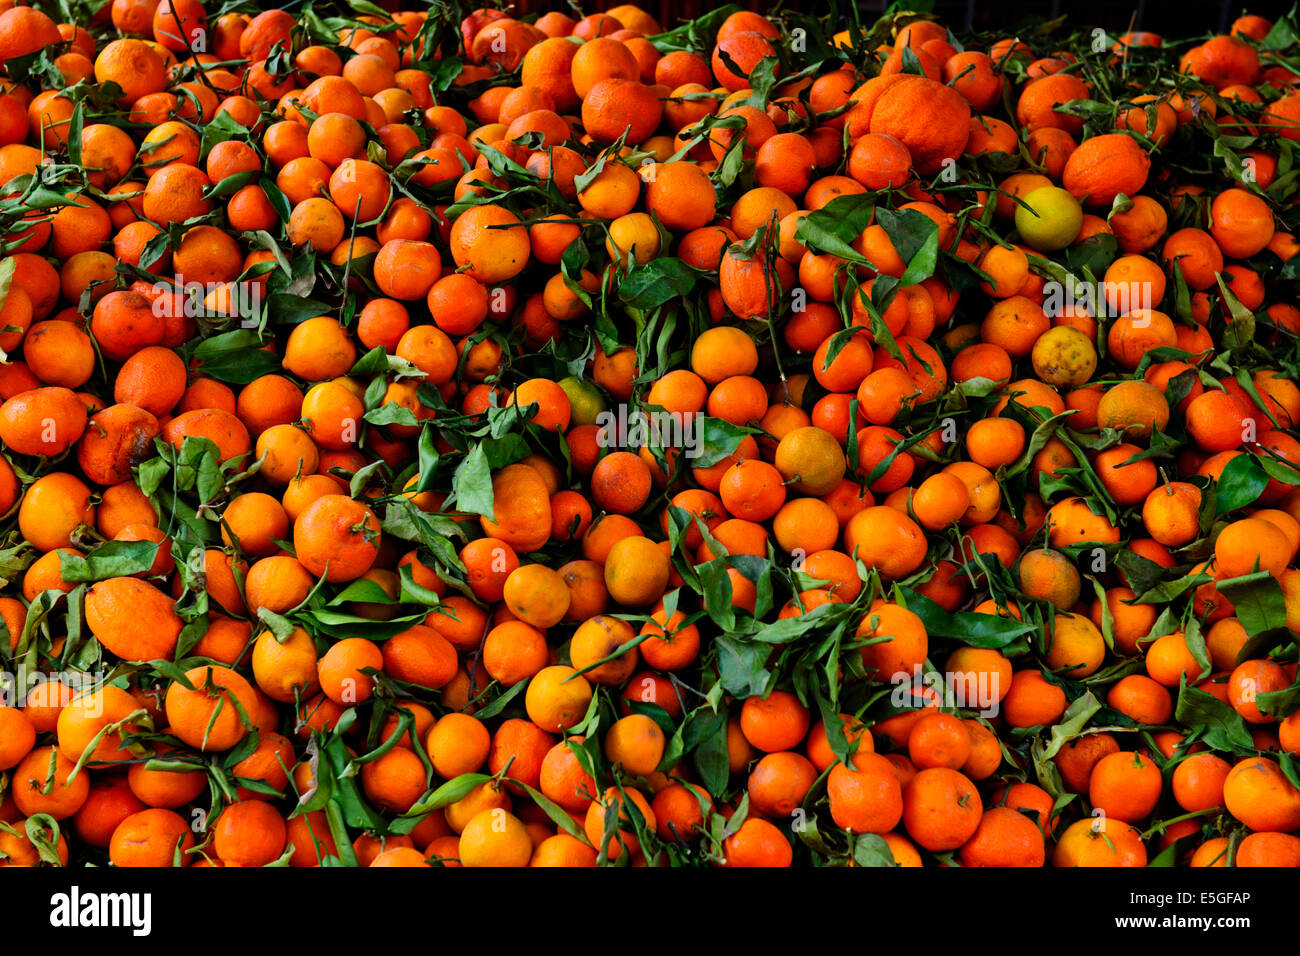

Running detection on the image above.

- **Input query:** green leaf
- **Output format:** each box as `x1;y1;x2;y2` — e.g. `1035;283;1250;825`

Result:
257;607;296;640
1263;9;1300;49
258;176;292;223
67;102;84;168
693;714;731;799
696;556;738;631
715;634;772;698
451;443;494;520
617;257;700;310
794;193;875;262
197;106;248;156
169;435;227;503
739;55;781;108
379;502;465;573
1183;614;1212;679
1174;682;1254;753
0;257;15;321
321;734;387;831
350;346;391;377
347;0;391;17
59;541;161;582
1215;272;1255;348
874;207;939;285
1131;565;1212;606
714;133;746;188
364;403;419;428
1280;751;1300;793
191;329;281;384
205;169;258;200
1258;453;1300;486
898;587;1036;648
516;780;590;843
1037;692;1103;762
686;416;758;467
397;773;493;823
267;294;332;327
748;600;851;645
852;833;900;867
468;678;528;721
1259;680;1300;719
1216;572;1287;636
1214;451;1268;514
1113;550;1167;598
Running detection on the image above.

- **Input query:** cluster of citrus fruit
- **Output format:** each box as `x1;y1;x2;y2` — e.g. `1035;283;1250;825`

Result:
0;0;1299;868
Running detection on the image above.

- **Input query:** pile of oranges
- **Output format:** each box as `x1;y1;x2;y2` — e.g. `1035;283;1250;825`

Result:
1;0;1300;868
